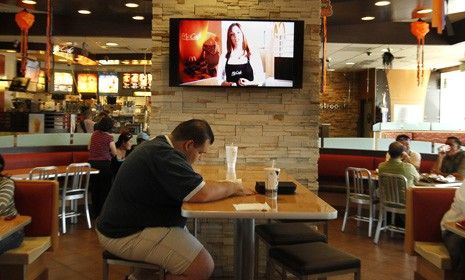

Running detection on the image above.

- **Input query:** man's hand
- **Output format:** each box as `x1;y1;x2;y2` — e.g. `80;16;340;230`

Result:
238;78;252;86
234;187;255;196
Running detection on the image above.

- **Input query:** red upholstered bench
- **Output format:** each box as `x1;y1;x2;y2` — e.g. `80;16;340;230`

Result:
405;187;456;279
318;153;376;182
3;152;74;170
72;151;90;163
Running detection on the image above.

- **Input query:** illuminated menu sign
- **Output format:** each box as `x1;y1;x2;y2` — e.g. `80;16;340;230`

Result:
53;72;73;93
77;73;97;93
98;73;119;94
122;72;152;91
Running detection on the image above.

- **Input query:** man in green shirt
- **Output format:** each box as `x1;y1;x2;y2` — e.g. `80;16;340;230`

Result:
378;141;420;202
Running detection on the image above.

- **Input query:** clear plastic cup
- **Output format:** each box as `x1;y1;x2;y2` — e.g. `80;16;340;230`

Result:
264;167;280;199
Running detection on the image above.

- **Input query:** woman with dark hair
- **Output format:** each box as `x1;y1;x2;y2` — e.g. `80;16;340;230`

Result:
111;131;133;178
88;116;117;217
0;154;24;254
217;22;265;86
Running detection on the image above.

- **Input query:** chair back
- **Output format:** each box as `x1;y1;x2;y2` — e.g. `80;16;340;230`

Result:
378;173;408;213
62;163;91;200
14;179;59;251
29;166;58;180
345;167;375;204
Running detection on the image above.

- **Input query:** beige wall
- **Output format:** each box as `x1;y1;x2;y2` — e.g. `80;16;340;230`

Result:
150;0;321;190
386;69;430;122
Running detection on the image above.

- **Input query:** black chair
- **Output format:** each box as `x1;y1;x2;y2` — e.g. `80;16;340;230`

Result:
102;250;165;280
269;242;361;280
255;222;327;279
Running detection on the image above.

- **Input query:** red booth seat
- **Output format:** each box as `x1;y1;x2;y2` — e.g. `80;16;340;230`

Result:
318;154;376;181
3;151;90;170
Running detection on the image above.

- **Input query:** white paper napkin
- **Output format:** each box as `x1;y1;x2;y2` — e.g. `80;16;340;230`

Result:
233;202;271;211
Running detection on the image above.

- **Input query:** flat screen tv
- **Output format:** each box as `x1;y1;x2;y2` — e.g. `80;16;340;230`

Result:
77;73;98;93
169;18;304;88
98;73;119;94
53;71;74;93
121;72;152;96
25;59;40;92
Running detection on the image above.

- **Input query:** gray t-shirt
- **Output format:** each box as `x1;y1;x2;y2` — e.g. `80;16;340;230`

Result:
97;135;204;238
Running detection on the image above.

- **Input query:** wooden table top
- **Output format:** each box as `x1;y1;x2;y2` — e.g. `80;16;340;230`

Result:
182;165;337;220
444;222;465;238
5;165;99;180
0;215;31;241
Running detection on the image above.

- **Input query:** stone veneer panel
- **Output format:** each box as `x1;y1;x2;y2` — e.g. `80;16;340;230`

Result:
151;0;321;277
320;71;362;137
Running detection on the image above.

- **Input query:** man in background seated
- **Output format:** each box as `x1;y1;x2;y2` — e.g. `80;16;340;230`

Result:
378;141;420;202
431;136;465;181
385;134;421;170
441;181;465;279
136;132;150;145
96;119;252;280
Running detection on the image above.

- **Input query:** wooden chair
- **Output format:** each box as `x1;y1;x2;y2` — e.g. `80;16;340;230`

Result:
0;180;59;280
341;167;378;237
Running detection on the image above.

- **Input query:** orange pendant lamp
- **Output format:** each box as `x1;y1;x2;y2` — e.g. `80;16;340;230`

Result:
410;19;429;86
321;0;333;95
15;9;35;76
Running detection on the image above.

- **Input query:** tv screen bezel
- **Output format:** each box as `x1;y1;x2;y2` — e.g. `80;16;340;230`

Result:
169;18;304;89
76;72;98;93
98;72;119;95
53;71;74;94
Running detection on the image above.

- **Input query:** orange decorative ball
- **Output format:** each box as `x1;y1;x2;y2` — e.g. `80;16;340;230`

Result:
15;9;35;31
410;19;429;40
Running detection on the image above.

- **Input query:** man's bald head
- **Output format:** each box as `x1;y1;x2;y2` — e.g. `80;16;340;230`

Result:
388;141;405;159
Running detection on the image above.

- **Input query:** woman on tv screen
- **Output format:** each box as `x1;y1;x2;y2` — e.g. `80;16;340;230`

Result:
217;23;265;87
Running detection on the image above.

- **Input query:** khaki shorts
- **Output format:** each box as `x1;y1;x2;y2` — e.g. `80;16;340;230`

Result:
97;227;203;275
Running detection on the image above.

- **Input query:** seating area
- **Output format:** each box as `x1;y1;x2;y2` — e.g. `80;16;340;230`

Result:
0;180;59;280
2;151;90;171
318;150;437;187
405;187;456;280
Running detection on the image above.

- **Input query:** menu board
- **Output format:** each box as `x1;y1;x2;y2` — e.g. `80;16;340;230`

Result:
98;73;119;94
53;72;73;93
36;70;46;92
122;72;152;91
77;73;98;93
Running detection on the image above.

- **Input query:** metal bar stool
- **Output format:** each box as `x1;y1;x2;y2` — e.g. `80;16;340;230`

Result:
255;222;327;279
102;250;165;280
269;242;361;280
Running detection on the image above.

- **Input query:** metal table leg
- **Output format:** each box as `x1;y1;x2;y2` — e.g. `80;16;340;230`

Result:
234;219;255;280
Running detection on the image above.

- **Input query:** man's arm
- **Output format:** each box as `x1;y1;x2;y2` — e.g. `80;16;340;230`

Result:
186;180;251;203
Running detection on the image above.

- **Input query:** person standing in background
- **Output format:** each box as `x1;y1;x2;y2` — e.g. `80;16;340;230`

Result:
0;154;24;254
88;116;116;218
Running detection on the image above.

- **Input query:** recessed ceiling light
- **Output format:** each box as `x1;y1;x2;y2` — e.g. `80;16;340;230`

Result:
417;8;432;14
22;0;37;4
361;16;375;21
58;59;68;62
125;2;139;8
374;1;390;6
345;62;355;65
78;10;91;14
105;42;119;47
327;68;336;72
132;16;144;20
6;50;16;53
